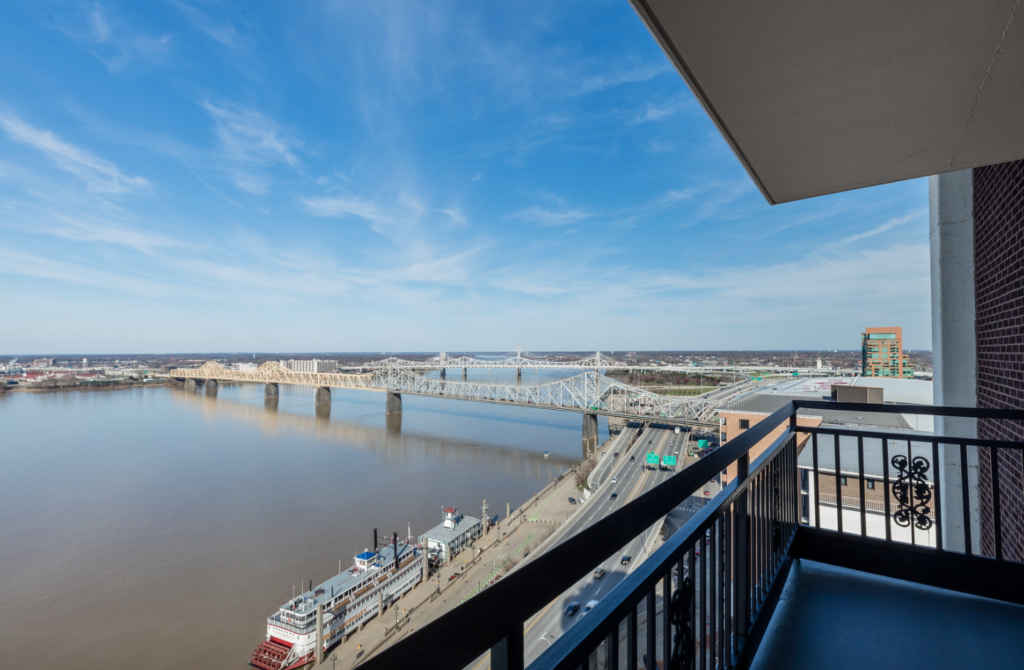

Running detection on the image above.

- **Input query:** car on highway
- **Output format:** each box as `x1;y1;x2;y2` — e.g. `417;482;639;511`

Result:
583;600;600;615
593;567;605;579
621;555;631;565
564;601;579;616
613;451;619;457
610;492;618;500
629;456;635;462
611;476;617;484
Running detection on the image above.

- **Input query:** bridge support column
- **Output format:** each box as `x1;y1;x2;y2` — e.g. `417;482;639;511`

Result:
439;368;446;380
386;392;402;414
462;367;468;381
264;382;279;399
205;379;218;396
516;368;522;384
582;413;599;458
184;379;197;392
315;386;331;406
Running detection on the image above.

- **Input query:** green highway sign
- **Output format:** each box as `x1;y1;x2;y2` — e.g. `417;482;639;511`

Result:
646;452;659;465
697;439;709;449
661;455;677;467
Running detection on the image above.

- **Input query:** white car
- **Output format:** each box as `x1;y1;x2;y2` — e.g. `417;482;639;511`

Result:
611;476;618;484
582;599;600;615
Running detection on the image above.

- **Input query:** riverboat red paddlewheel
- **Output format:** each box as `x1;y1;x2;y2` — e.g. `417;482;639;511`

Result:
249;639;291;670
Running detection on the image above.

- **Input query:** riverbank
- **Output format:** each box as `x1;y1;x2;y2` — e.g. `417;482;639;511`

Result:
2;379;175;394
313;439;612;669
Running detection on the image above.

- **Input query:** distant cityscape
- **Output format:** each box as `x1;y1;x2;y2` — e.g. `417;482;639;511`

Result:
0;328;933;392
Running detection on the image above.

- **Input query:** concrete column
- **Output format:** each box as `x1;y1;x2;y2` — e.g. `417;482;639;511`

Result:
264;382;279;399
439;368;446;380
582;413;599;458
377;590;384;618
315;386;331;405
929;169;979;553
315;603;324;665
462;367;468;381
386;392;402;414
516;368;522;384
205;379;218;396
184;378;197;392
386;412;402;434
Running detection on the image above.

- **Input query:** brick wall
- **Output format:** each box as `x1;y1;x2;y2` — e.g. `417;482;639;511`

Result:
973;160;1024;562
719;411;821;484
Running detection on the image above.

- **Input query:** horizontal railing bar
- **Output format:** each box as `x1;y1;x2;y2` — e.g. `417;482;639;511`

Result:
793;400;1024;421
357;402;798;670
799;424;1024;451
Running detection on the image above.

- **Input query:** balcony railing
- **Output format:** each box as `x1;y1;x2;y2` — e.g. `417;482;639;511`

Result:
359;401;1024;670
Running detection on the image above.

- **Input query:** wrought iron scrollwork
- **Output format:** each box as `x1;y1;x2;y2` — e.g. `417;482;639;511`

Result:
891;454;932;530
670;575;694;670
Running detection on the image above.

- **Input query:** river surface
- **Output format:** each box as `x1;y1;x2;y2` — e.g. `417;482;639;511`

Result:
0;369;606;669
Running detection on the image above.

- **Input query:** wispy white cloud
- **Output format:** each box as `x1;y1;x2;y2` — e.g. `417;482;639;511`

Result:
0;111;149;194
439;208;467;227
200;101;302;194
508;206;593;227
832;211;923;247
174;2;242;48
52;5;172;73
632;94;692;124
301;194;388;223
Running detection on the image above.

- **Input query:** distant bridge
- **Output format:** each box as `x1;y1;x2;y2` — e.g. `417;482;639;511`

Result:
338;348;844;377
171;360;733;454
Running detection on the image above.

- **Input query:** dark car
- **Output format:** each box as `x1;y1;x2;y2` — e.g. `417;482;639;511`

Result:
568;497;577;505
621;555;631;565
613;451;619;457
564;601;580;616
610;493;618;500
629;456;635;462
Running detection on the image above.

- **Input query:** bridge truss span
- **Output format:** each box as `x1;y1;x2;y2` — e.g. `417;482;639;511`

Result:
173;361;720;425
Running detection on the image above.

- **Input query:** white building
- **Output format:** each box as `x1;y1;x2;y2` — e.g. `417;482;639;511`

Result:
280;359;338;373
419;508;482;565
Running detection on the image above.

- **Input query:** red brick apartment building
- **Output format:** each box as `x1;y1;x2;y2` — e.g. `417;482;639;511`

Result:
861;327;913;378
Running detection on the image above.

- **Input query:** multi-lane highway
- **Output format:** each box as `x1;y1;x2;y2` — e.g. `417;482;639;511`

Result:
466;425;697;669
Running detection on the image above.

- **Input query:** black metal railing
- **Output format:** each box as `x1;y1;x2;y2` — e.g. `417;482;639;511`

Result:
357;401;1024;670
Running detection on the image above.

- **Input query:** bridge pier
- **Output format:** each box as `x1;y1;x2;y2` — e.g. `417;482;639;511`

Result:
386;392;402;414
582;413;599;457
315;386;331;406
462;367;467;381
516;368;522;384
264;382;279;399
439;368;446;380
386;412;402;434
184;379;198;392
205;379;218;396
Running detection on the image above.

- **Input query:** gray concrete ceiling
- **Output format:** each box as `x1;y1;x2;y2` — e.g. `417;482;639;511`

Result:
630;0;1024;204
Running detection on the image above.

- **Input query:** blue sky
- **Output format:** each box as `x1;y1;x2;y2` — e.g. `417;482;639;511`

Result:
0;1;930;354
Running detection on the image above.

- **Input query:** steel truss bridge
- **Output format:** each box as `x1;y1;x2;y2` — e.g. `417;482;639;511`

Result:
339;348;841;376
172;360;724;425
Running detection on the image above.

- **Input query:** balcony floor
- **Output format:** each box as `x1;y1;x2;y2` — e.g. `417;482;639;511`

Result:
750;559;1024;670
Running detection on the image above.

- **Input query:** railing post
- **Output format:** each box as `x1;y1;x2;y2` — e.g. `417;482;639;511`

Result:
491;624;524;670
734;452;750;647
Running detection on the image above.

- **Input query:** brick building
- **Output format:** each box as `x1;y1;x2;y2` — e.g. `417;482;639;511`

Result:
861;327;914;378
971;161;1024;562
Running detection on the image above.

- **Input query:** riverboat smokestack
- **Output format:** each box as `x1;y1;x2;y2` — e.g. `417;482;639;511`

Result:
393;532;399;570
373;528;378;554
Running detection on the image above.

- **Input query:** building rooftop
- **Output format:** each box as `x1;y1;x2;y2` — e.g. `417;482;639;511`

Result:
721;394;912;431
420;514;481;546
795;429;935;478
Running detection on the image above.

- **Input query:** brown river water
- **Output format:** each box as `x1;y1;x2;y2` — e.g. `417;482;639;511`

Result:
0;372;601;669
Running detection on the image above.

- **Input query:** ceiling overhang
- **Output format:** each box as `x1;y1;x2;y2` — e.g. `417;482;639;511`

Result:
629;0;1024;203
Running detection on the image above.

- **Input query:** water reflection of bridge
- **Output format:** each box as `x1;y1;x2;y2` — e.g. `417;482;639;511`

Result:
171;360;723;455
168;387;576;481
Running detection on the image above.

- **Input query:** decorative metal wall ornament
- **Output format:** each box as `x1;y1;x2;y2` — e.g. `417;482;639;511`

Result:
891;454;933;530
670;575;694;670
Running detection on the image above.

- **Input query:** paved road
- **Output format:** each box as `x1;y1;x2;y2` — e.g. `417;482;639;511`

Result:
517;426;688;665
466;426;699;670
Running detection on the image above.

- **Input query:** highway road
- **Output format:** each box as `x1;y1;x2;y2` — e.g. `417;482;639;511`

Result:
483;426;691;668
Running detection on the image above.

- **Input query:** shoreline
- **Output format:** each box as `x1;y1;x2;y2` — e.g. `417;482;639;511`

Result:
2;380;175;395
